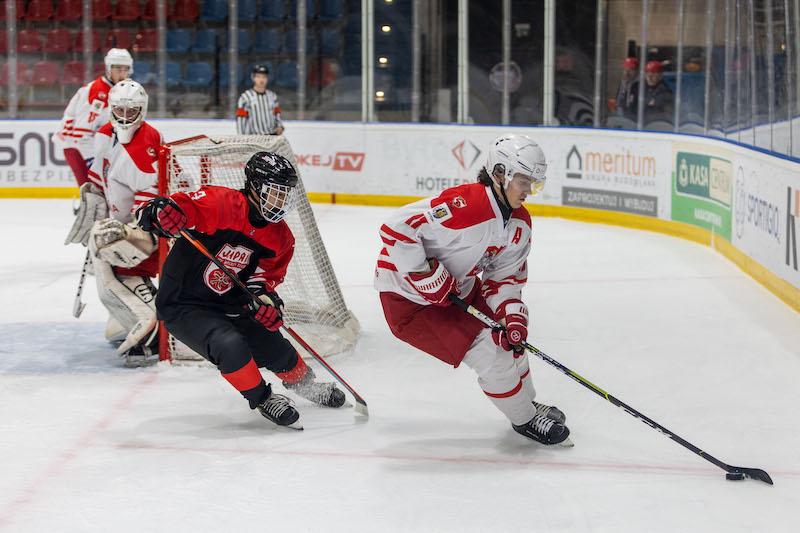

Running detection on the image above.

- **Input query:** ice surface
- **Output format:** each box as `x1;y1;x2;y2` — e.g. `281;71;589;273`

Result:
1;200;799;532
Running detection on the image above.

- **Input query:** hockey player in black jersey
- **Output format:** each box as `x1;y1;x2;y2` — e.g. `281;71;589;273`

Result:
136;152;345;429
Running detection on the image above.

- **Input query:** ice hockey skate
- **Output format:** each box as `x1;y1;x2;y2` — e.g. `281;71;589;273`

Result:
533;401;566;424
283;368;346;408
257;384;303;430
513;413;573;446
122;344;159;368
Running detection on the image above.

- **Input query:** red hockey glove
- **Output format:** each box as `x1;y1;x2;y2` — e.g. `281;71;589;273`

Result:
247;287;285;332
136;197;187;238
492;299;529;351
405;258;457;306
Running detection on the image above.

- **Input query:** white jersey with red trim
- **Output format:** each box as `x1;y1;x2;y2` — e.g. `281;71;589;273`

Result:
374;182;531;313
52;76;114;158
87;121;163;223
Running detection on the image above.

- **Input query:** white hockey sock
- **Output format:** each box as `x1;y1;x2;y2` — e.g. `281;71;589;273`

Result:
462;329;536;426
515;350;537;401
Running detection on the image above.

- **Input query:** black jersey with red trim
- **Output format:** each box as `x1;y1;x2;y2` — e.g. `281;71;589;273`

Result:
156;186;295;321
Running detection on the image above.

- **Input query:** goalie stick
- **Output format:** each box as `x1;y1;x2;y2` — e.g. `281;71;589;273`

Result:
178;228;369;417
448;294;773;485
72;250;91;318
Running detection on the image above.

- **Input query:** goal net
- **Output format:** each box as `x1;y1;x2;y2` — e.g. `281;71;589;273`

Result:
157;135;360;362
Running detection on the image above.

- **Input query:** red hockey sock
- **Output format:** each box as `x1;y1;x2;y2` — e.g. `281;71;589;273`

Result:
221;358;264;392
275;355;308;384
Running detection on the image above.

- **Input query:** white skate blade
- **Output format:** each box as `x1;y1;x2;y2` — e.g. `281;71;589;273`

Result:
557;437;574;447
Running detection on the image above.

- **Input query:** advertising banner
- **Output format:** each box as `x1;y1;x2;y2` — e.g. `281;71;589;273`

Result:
671;142;734;241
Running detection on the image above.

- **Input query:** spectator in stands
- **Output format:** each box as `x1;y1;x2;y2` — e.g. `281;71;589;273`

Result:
53;49;134;186
633;60;674;120
236;65;284;136
614;56;639;119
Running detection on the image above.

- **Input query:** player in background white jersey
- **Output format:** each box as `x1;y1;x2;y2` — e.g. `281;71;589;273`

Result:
65;79;164;367
375;134;571;445
236;64;284;135
53;48;134;186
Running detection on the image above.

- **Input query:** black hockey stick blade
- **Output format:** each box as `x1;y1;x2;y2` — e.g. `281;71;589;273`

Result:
728;467;774;485
72;250;91;318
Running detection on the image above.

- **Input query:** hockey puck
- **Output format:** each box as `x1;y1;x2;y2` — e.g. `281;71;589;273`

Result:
726;472;745;481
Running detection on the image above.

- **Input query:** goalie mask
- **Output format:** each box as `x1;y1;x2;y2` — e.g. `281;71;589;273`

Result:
108;79;148;144
484;134;547;197
245;152;299;223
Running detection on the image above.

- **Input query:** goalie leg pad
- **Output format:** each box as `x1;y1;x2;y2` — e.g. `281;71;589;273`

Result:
89;219;157;268
92;256;158;355
65;183;108;246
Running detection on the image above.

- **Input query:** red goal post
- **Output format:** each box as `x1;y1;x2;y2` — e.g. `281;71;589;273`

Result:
156;135;360;362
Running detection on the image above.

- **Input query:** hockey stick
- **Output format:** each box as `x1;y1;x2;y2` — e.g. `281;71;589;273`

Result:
72;250;91;318
178;228;369;416
448;294;773;485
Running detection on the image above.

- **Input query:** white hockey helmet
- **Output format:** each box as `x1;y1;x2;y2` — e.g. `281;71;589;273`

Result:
108;79;148;144
105;48;134;79
484;134;547;195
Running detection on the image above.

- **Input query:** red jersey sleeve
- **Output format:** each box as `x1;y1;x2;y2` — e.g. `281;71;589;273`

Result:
170;186;249;234
249;223;295;291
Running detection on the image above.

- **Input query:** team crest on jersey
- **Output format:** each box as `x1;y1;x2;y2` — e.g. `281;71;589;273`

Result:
203;244;254;295
452;196;467;208
147;147;156;157
428;202;452;223
467;246;504;277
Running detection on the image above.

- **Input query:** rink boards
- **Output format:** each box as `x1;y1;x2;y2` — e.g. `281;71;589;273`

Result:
1;119;798;310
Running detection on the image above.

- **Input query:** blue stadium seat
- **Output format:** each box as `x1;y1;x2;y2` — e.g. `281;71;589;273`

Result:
192;29;218;54
130;61;153;85
166;61;181;87
238;0;257;21
288;0;315;22
223;29;251;53
218;62;244;87
320;28;341;55
276;61;300;88
319;0;343;21
183;61;213;88
166;29;191;54
253;29;281;54
259;0;284;21
284;29;314;55
200;0;227;22
247;61;274;84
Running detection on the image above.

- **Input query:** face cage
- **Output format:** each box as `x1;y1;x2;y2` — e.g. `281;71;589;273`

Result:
112;106;142;126
257;182;297;223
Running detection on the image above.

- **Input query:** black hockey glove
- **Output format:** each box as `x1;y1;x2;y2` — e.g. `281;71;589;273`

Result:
136;197;187;238
247;285;285;332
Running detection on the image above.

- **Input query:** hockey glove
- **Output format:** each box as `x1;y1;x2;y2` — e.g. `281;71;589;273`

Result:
65;182;108;246
247;286;285;332
405;258;458;306
136;197;187;238
492;299;529;351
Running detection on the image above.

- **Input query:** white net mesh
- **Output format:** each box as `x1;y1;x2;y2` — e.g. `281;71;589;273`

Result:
160;135;360;361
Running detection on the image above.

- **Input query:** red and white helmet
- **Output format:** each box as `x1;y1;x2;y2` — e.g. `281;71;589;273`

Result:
108;79;148;144
104;48;134;79
484;134;547;195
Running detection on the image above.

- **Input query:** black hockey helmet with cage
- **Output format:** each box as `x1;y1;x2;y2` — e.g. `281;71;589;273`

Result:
245;152;299;222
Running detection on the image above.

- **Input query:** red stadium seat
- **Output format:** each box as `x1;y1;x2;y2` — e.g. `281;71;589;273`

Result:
113;0;140;21
55;0;81;21
26;0;55;21
308;60;338;88
141;0;155;21
171;0;199;22
0;62;30;86
18;30;44;54
92;0;112;20
0;1;25;21
31;61;60;86
0;30;6;55
62;61;87;85
134;29;158;53
44;29;72;53
75;30;102;52
104;29;132;50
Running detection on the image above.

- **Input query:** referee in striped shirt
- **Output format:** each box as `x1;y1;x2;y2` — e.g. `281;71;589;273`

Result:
236;65;284;135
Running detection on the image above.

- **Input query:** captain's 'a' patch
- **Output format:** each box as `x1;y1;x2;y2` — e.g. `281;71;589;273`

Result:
426;202;453;224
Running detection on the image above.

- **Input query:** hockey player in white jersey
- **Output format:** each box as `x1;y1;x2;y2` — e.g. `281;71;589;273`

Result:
375;134;571;445
53;48;134;186
65;79;164;367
